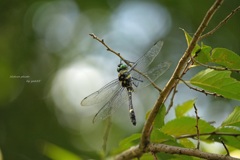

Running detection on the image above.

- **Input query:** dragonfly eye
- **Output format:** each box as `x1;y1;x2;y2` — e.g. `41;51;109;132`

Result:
117;64;127;72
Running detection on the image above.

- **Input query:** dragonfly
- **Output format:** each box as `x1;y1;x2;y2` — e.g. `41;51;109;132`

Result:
81;40;171;126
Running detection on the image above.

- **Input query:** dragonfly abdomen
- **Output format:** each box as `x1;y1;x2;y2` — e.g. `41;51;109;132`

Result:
127;89;136;126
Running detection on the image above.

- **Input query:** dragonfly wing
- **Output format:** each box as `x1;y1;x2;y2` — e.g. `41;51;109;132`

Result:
93;87;129;123
142;61;171;86
132;61;171;89
81;79;120;106
134;40;164;72
130;40;164;87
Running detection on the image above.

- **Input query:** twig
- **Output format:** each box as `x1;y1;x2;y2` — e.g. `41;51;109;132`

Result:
175;132;240;140
200;5;240;40
89;33;128;65
165;53;194;116
89;33;162;92
221;140;230;156
165;51;194;116
179;78;224;97
139;0;224;150
194;103;200;149
151;152;158;160
115;143;240;160
182;46;201;77
149;143;238;160
181;36;201;78
165;86;178;115
156;131;240;147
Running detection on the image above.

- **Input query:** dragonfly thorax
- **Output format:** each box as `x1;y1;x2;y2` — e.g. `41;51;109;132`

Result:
118;68;133;91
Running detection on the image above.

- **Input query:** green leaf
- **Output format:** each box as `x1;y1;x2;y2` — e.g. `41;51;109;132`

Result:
145;109;151;120
209;127;240;150
141;153;193;160
153;104;166;129
42;141;82;160
175;99;195;118
160;117;215;137
194;45;212;64
178;139;195;149
211;48;240;70
156;152;178;160
182;29;200;54
157;153;194;160
138;153;156;160
119;133;141;147
216;127;240;135
150;128;175;143
158;153;194;160
183;29;193;46
221;106;240;127
113;133;141;154
190;69;240;101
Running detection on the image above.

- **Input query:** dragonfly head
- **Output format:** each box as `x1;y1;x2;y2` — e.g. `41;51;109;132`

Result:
117;63;128;72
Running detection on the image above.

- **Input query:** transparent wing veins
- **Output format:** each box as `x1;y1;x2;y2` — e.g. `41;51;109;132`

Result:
134;40;164;72
81;79;120;106
146;61;171;81
93;87;129;123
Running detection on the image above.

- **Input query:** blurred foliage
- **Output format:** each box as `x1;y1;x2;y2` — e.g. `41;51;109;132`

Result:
0;0;240;160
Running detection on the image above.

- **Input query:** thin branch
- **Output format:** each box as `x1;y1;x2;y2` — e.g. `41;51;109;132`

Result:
200;5;240;40
181;47;200;78
165;86;178;115
194;103;200;149
179;78;224;97
165;56;193;116
89;33;162;92
165;53;194;116
139;0;224;150
181;57;194;77
149;143;239;160
151;152;158;160
221;140;230;156
89;33;128;64
115;143;240;160
175;132;240;140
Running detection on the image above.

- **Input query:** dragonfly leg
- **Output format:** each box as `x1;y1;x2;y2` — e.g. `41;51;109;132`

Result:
132;77;143;82
132;77;143;87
